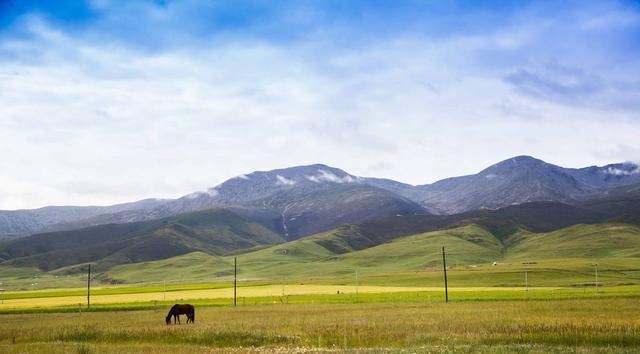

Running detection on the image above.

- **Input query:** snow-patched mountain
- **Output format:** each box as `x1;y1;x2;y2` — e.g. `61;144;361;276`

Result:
416;156;640;214
42;165;427;240
2;157;639;238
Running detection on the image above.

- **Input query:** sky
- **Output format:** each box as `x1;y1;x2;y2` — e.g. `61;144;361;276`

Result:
1;0;639;209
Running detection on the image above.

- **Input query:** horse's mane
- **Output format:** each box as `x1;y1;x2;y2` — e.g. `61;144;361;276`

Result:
165;305;176;321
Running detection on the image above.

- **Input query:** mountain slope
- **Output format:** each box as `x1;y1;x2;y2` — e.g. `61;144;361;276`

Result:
295;201;607;256
2;157;638;238
580;182;640;224
104;222;640;283
416;156;640;214
0;199;167;238
0;208;283;271
50;165;427;240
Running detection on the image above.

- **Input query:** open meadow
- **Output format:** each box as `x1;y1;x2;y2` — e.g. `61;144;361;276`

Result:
1;297;640;353
1;266;640;353
2;246;640;352
2;224;640;352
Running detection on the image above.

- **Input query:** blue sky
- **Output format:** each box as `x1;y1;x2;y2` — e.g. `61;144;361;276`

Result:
1;0;639;208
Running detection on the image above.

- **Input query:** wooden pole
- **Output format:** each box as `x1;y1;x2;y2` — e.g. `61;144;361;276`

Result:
442;246;448;303
87;264;91;308
234;257;237;307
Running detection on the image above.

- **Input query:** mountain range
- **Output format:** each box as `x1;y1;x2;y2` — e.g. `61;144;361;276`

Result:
0;155;639;275
1;156;638;239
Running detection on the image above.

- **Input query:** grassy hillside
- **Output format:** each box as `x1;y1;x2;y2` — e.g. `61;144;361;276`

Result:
0;208;284;271
103;222;640;286
505;223;640;260
300;201;609;256
98;252;233;284
102;224;500;282
1;197;637;284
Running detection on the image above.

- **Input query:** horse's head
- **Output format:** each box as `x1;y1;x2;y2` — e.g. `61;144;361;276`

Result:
165;306;174;325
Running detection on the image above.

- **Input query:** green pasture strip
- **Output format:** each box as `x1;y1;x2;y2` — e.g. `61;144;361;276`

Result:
260;266;640;288
2;285;640;315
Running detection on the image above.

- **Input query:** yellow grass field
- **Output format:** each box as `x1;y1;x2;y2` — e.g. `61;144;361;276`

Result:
0;284;539;309
2;299;640;353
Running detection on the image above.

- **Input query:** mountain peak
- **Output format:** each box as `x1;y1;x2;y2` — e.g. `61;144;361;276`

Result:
481;155;549;174
502;155;545;165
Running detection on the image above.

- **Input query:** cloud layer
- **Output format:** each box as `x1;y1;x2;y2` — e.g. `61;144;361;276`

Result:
0;0;639;208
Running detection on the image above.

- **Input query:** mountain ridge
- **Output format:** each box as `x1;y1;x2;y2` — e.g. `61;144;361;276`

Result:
1;156;639;238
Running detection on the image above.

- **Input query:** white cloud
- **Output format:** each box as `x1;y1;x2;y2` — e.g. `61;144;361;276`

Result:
184;188;219;199
0;2;639;209
276;175;296;186
305;170;358;184
605;165;640;176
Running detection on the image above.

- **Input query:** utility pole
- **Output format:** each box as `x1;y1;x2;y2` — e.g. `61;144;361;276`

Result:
234;257;237;307
87;264;91;309
442;246;448;303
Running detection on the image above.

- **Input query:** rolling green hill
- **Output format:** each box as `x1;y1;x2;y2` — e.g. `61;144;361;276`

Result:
103;222;640;284
1;197;637;282
0;208;284;271
505;223;640;260
262;201;608;257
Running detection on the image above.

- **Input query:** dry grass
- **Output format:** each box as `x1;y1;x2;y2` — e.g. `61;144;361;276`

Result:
0;298;639;353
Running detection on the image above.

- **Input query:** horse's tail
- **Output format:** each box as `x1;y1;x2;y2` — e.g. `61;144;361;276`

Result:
191;309;195;323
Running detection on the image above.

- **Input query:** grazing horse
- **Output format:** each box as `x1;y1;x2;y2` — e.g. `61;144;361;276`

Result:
165;304;195;325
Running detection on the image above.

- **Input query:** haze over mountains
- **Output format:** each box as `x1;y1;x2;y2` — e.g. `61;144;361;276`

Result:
1;156;639;239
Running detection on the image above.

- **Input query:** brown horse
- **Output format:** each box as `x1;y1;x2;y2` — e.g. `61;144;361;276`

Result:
165;304;195;324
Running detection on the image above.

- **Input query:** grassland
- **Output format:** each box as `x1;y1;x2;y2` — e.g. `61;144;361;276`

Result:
1;298;640;353
2;222;640;327
2;222;640;351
